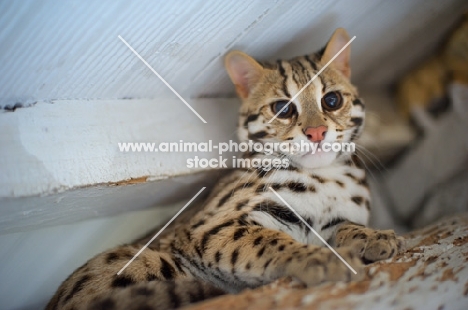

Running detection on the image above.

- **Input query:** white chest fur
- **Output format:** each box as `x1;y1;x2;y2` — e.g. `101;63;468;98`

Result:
249;164;370;246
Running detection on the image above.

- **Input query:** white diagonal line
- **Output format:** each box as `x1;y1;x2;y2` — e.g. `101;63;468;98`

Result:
117;187;206;275
269;187;357;274
268;36;356;123
118;35;207;124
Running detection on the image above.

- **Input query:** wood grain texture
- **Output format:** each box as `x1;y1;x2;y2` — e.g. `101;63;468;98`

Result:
1;0;467;108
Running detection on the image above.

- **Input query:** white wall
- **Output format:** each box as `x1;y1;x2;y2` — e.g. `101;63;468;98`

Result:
1;0;465;109
0;204;182;310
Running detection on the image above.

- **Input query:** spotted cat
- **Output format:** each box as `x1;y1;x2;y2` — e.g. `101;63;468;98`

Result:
46;28;404;310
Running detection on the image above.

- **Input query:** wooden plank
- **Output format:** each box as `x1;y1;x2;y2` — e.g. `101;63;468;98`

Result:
0;97;239;231
0;98;240;198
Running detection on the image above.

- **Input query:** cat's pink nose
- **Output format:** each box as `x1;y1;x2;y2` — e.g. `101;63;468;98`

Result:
304;126;328;143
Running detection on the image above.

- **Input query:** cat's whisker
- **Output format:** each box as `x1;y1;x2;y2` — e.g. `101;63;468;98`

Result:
230;166;257;198
365;111;382;121
354;144;388;173
353;152;379;182
355;135;386;152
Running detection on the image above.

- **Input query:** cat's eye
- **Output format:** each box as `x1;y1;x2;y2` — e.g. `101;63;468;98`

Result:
321;91;343;111
271;100;295;118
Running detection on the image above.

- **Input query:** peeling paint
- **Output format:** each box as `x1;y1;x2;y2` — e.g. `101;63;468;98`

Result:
109;176;149;186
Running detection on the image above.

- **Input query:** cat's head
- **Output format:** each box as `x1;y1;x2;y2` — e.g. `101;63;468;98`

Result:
225;28;364;169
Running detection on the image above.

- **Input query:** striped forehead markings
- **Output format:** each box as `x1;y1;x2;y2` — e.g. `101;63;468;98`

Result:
313;77;323;112
268;36;356;123
277;60;291;98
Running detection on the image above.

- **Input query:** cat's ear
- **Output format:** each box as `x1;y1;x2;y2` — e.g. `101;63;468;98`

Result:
321;28;351;79
225;51;264;99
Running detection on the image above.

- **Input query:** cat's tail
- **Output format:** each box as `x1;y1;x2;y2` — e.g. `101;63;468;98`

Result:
87;278;226;310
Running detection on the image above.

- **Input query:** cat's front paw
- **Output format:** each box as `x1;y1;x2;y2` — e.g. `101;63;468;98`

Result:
336;226;405;264
287;246;363;287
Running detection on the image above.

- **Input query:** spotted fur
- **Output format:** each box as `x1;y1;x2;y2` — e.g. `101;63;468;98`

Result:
46;28;403;310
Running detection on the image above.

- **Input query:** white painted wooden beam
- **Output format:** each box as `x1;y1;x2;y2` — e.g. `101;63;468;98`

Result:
0;98;240;198
0;98;240;232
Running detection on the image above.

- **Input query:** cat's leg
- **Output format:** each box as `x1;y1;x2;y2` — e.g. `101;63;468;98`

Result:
46;244;191;310
174;225;363;291
334;222;405;263
88;278;225;310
